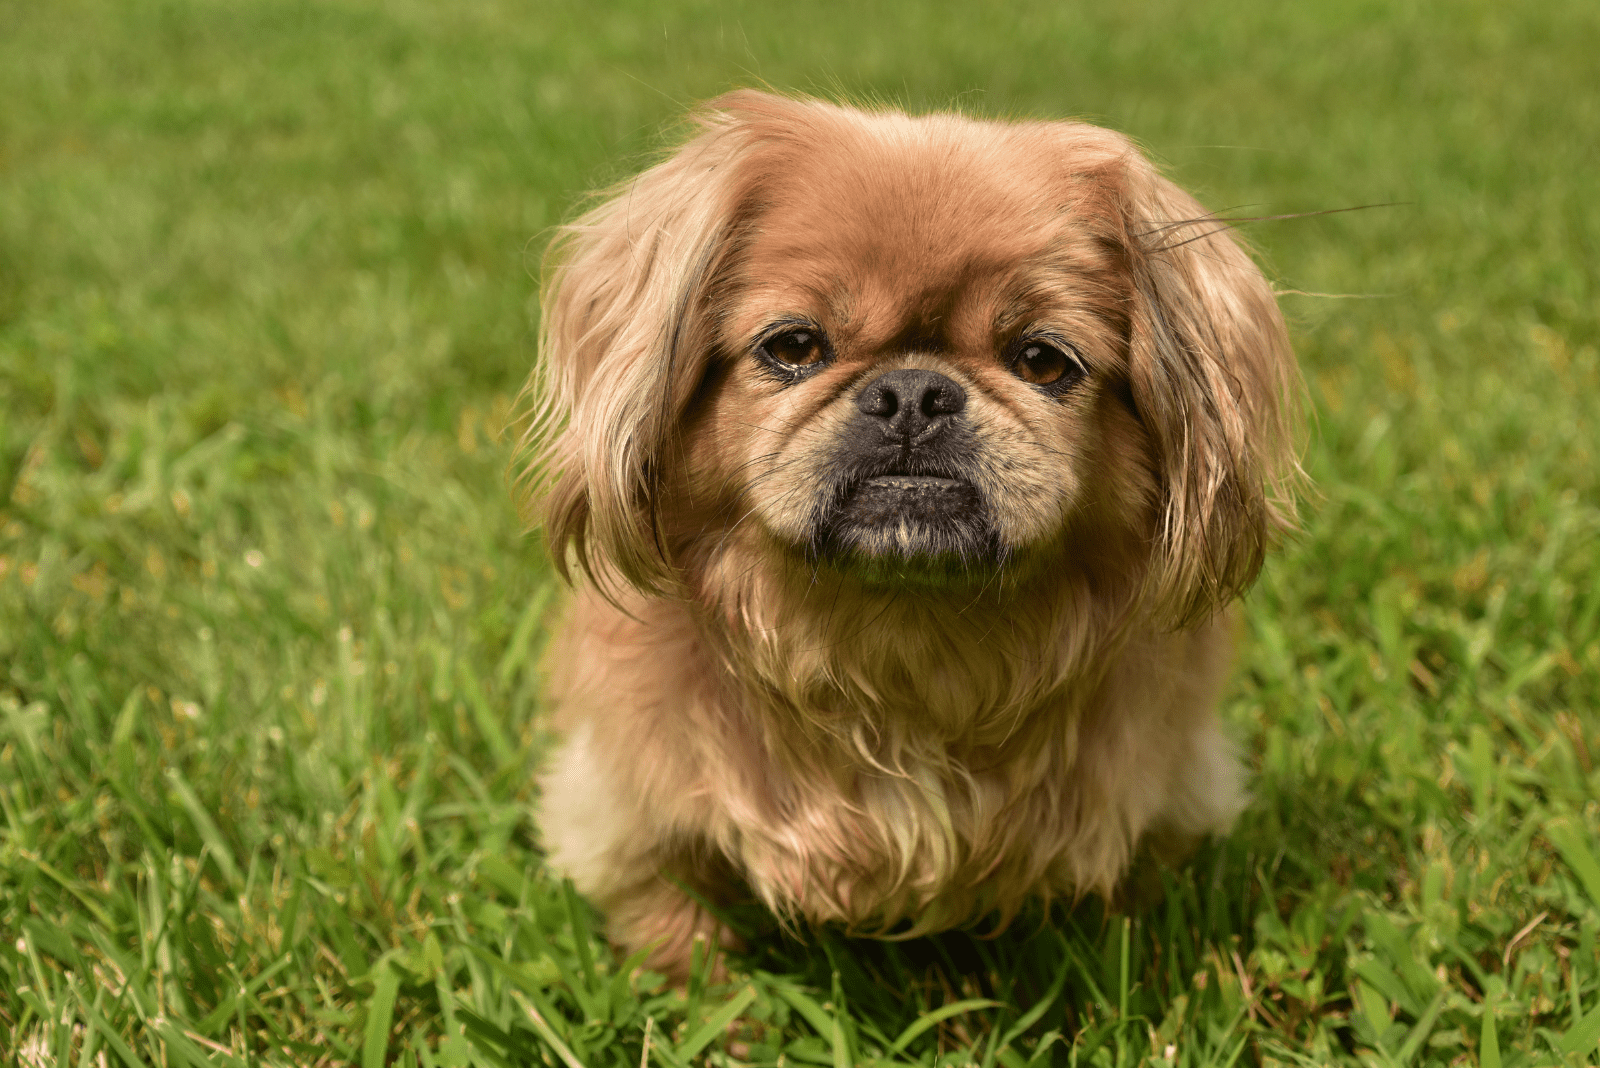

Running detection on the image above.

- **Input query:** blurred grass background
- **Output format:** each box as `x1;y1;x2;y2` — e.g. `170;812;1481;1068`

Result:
1;0;1597;1064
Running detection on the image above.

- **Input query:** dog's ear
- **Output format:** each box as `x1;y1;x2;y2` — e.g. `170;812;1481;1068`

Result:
1110;149;1303;626
519;95;780;593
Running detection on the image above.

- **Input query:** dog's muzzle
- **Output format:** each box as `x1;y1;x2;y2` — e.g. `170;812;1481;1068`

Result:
811;369;1000;576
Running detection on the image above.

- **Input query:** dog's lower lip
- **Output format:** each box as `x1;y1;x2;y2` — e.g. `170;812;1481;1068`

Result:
860;475;967;492
829;474;985;534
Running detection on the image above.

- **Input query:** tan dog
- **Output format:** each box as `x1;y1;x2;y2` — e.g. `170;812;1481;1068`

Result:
519;91;1300;978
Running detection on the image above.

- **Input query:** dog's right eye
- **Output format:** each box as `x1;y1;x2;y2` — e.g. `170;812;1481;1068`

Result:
755;327;832;379
762;329;828;368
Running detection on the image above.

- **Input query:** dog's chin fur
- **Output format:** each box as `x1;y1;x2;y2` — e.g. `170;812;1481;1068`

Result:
519;91;1302;978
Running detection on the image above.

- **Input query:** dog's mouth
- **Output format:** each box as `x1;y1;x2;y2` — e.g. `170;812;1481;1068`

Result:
846;475;980;520
811;471;1001;585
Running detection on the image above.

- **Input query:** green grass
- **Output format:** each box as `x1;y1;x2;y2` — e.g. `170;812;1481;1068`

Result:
2;0;1598;1063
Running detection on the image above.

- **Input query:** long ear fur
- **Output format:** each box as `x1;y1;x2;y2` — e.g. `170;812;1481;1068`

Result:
516;99;767;593
1113;151;1303;626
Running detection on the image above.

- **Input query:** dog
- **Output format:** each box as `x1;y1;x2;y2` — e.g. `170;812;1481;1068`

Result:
518;90;1300;978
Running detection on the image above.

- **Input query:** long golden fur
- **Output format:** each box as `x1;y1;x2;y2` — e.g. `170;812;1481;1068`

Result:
519;91;1301;977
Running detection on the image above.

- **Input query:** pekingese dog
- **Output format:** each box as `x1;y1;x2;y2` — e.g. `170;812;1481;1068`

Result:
519;91;1300;978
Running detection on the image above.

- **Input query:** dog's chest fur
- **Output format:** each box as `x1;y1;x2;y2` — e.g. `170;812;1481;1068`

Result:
540;585;1236;935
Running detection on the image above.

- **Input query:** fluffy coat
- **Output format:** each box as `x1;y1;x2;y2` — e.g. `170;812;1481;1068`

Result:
519;91;1300;976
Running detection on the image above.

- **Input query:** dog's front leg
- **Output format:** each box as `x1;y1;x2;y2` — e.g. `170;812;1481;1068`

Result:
539;721;743;980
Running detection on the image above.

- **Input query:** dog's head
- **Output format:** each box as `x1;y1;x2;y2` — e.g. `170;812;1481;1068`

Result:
523;91;1298;627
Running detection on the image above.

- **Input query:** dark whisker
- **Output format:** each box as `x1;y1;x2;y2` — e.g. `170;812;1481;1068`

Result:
1137;202;1403;248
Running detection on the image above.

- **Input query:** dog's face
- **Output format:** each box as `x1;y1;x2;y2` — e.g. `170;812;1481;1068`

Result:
691;127;1150;588
527;92;1298;624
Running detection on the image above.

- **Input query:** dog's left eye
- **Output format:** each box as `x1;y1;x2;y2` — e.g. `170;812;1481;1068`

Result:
1010;340;1084;390
759;328;829;370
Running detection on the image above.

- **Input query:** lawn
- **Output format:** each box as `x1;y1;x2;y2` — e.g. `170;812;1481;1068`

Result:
2;0;1598;1064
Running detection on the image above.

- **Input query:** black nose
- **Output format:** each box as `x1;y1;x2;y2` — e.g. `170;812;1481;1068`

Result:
855;369;967;441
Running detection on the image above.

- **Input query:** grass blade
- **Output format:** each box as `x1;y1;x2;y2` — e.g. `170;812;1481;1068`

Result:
80;994;146;1068
888;999;1001;1055
363;961;401;1068
163;768;241;886
675;985;757;1062
562;877;599;990
1118;917;1131;1022
999;956;1071;1050
1393;988;1447;1064
1481;999;1502;1068
457;661;514;768
495;582;553;685
1558;999;1600;1055
512;990;589;1068
1546;817;1600;911
770;981;837;1039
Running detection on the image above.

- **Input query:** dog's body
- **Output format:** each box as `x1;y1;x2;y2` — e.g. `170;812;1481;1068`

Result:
522;92;1299;976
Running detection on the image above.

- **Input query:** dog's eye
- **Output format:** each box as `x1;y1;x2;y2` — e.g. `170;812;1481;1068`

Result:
762;328;828;368
1010;340;1084;389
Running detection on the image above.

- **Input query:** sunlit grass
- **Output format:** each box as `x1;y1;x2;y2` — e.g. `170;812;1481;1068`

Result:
2;0;1598;1064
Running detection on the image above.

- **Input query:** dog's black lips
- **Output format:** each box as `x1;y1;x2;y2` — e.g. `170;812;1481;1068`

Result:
811;465;1003;583
842;475;981;526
